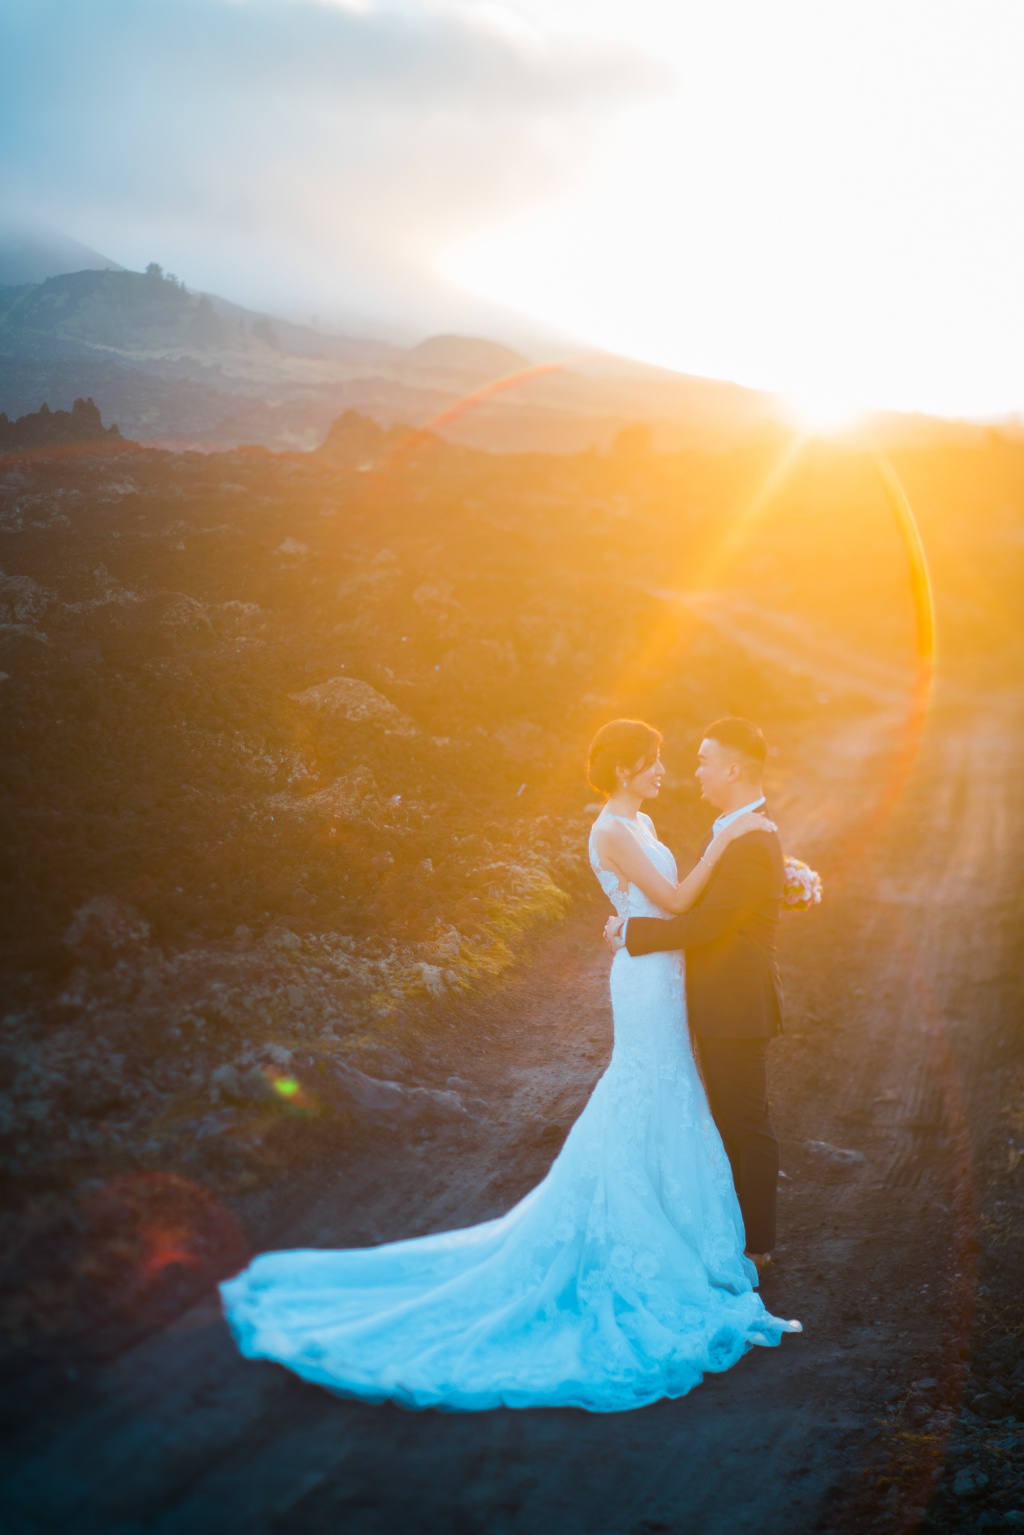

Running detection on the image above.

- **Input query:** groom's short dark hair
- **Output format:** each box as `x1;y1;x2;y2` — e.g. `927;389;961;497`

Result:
703;716;767;771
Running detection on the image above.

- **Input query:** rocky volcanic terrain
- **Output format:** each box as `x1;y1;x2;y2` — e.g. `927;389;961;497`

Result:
2;416;1024;1533
0;417;813;1350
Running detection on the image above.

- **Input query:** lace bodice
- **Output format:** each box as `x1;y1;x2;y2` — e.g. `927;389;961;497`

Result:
589;810;678;919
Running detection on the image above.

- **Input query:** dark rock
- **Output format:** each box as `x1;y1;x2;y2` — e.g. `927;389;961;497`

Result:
209;1062;274;1108
75;1075;133;1118
293;1051;466;1127
316;410;416;468
174;1109;238;1141
0;396;125;454
63;897;151;966
258;1043;294;1070
952;1466;988;1496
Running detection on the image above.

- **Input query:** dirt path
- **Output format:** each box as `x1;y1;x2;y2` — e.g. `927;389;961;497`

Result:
2;673;1022;1535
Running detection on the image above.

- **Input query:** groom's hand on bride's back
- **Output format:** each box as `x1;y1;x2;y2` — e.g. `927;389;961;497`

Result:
604;916;626;952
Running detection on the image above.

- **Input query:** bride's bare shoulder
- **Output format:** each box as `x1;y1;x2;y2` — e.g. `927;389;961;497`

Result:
592;814;631;849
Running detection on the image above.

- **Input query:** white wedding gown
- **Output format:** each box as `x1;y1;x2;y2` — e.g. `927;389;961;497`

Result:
220;811;800;1411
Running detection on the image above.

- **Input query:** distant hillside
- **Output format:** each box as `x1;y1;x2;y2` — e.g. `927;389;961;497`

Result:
0;264;333;355
0;263;403;449
0;260;785;453
0;223;123;287
406;334;530;381
1;231;982;456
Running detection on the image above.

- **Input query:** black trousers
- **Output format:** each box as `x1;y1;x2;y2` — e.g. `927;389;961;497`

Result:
696;1035;779;1255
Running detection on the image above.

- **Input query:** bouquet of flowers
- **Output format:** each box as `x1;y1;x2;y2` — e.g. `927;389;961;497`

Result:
782;855;823;912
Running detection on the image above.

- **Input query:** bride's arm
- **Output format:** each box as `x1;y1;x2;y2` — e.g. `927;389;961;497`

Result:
595;812;775;915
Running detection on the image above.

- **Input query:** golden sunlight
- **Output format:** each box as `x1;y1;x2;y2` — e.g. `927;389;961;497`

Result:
443;1;1024;420
781;392;866;437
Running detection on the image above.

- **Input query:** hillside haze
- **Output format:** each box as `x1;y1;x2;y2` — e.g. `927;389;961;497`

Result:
0;230;795;454
0;222;124;287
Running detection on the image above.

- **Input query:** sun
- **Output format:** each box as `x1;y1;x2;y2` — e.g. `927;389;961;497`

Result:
782;391;867;437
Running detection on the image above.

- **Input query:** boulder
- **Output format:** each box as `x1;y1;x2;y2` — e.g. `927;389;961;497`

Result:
208;1063;271;1107
415;962;448;999
290;676;414;733
291;1051;466;1127
269;768;377;823
952;1466;988;1496
63;896;151;966
316;410;415;468
159;594;215;644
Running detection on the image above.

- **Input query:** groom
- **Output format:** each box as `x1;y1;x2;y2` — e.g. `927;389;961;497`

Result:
605;716;784;1275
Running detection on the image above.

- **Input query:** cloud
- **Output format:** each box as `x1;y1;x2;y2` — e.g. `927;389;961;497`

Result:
0;0;662;327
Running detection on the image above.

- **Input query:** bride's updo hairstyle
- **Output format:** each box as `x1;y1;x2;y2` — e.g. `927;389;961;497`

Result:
587;719;663;797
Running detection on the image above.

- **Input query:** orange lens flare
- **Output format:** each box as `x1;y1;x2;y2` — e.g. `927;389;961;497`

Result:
352;363;937;882
342;357;583;490
415;361;567;442
79;1172;249;1316
138;1225;205;1279
825;454;937;873
610;433;807;706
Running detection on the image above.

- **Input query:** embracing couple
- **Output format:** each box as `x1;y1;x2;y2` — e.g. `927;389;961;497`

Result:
221;714;801;1413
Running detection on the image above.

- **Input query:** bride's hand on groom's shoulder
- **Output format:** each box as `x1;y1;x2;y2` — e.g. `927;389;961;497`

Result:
728;811;777;841
604;915;626;952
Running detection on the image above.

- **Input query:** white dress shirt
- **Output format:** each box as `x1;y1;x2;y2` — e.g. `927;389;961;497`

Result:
712;795;766;837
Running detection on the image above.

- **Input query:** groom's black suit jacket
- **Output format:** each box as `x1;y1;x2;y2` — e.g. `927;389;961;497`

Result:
624;822;784;1040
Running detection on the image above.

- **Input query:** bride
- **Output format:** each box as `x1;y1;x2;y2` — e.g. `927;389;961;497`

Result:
220;718;801;1412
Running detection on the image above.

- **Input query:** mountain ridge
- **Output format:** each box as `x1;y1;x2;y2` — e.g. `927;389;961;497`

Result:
0;233;992;454
0;262;787;453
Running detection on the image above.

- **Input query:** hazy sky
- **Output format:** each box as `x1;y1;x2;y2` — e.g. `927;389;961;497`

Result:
3;0;1023;417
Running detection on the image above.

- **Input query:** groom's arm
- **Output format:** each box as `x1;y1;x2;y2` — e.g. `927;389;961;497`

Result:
625;840;773;957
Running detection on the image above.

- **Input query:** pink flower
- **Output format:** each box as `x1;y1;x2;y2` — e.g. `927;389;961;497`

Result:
782;855;823;912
